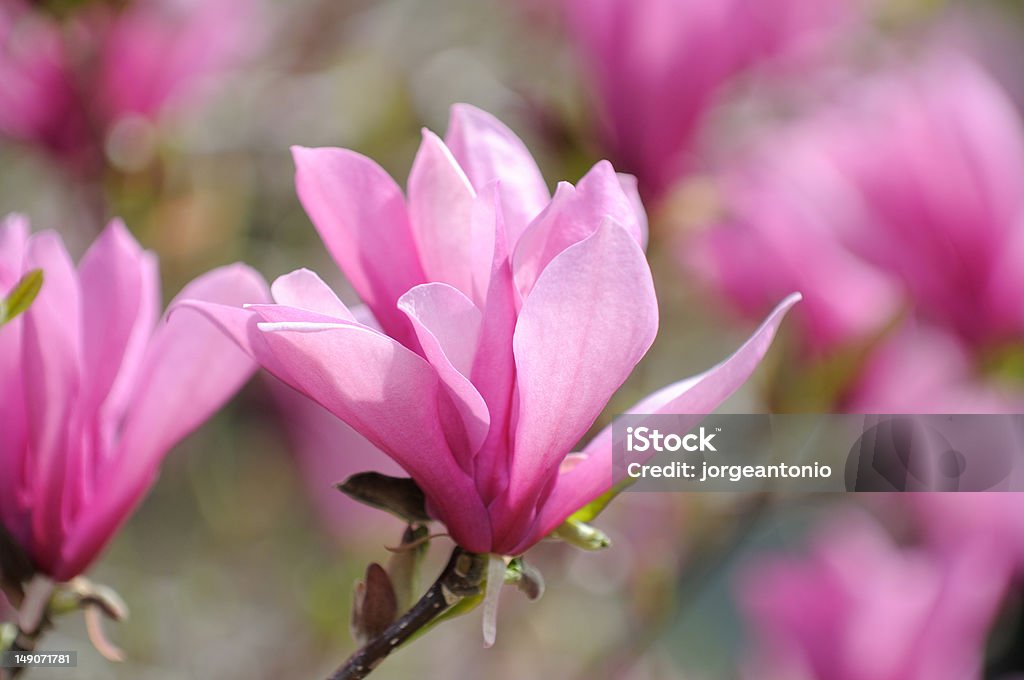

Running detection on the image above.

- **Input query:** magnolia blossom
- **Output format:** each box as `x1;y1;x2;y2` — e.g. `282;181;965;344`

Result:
0;216;266;581
0;0;261;172
739;514;1009;680
186;104;798;556
562;0;855;201
689;55;1024;357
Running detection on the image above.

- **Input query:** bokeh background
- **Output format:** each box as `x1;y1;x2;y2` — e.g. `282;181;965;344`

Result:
3;0;1024;677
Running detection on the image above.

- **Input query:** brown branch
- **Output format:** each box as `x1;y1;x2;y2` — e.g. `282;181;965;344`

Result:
328;548;487;680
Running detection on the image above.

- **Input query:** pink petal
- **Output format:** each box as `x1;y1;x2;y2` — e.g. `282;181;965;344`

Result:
61;263;268;580
0;215;30;530
251;307;492;552
407;130;481;301
21;231;81;573
398;283;489;466
292;145;425;345
76;220;159;429
467;185;519;504
444;104;550;246
270;268;355;321
494;219;658;550
513;160;646;297
514;293;801;554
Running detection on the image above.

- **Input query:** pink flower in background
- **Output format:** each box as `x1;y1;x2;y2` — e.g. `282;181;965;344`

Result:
0;215;267;581
739;514;1009;680
0;0;262;172
689;54;1024;358
909;493;1024;577
845;323;1023;413
562;0;856;202
687;127;902;354
185;104;799;556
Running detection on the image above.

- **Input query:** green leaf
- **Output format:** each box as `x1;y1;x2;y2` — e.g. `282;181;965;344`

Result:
0;269;43;326
568;478;633;523
551;518;611;551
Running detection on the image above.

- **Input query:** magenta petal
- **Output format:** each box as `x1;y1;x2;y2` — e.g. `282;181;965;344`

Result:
252;309;491;551
0;215;31;531
292;145;425;344
444;104;550;246
495;220;658;549
514;293;801;553
0;214;29;287
60;264;268;579
513;160;647;297
407;130;480;301
270;268;355;321
77;220;159;426
398;283;489;464
21;231;81;573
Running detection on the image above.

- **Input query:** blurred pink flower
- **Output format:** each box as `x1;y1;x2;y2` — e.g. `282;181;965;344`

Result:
563;0;856;201
690;55;1024;356
185;104;799;556
845;323;1023;413
0;215;267;581
0;0;262;173
687;126;902;354
739;514;1010;680
909;493;1024;577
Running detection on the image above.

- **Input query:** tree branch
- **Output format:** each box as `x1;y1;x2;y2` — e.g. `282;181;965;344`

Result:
328;547;486;680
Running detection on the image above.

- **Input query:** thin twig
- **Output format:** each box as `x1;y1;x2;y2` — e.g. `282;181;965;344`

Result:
328;547;487;680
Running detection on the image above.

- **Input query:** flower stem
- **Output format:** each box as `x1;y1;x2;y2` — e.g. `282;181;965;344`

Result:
328;547;487;680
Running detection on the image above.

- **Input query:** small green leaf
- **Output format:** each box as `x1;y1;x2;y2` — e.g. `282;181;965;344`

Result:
551;518;612;551
568;478;632;523
0;269;43;326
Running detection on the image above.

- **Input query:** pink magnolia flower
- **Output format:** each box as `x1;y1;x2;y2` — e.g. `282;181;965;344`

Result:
0;0;261;172
562;0;856;201
689;54;1024;356
0;215;267;581
185;104;799;556
739;514;1010;680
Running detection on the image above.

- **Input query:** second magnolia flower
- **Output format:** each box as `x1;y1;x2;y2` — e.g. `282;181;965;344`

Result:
185;104;798;555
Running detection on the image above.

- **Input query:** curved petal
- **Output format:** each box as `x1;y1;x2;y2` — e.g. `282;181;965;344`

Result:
513;293;801;554
513;160;646;297
398;283;489;465
270;268;355;321
250;307;492;552
21;231;81;573
444;104;550;246
292;146;425;344
60;263;268;580
495;219;658;550
0;216;31;533
407;130;480;301
77;220;159;427
467;184;519;503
